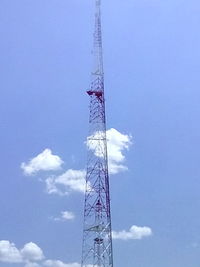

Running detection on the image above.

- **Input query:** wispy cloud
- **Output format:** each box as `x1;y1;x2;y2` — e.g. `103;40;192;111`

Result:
43;260;80;267
45;169;86;196
25;262;41;267
53;211;75;221
112;225;152;240
191;242;199;248
43;261;94;267
21;149;63;175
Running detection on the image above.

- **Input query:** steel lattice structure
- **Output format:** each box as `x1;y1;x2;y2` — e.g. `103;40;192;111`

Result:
81;0;113;266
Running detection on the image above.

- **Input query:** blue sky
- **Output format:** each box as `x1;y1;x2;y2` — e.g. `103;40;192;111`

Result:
0;0;200;266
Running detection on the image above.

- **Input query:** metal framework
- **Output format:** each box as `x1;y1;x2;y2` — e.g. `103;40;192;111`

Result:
81;0;113;266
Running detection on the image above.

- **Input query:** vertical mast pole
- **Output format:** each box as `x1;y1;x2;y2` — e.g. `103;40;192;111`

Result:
81;0;113;266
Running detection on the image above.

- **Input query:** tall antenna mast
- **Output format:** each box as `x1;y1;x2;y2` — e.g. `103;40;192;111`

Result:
81;0;114;266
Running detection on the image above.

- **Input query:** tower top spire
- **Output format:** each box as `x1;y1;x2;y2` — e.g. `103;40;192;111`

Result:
92;0;104;80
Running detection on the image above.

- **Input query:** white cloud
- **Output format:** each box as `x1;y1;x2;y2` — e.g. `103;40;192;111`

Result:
25;262;41;267
45;177;61;195
44;128;131;196
0;241;95;267
45;169;86;196
21;242;44;261
43;260;80;267
112;225;152;240
87;128;132;174
0;240;22;263
0;241;44;264
43;261;94;267
21;149;64;175
54;211;75;221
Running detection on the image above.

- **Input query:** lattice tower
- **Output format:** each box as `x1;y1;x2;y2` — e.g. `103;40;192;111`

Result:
81;0;113;266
